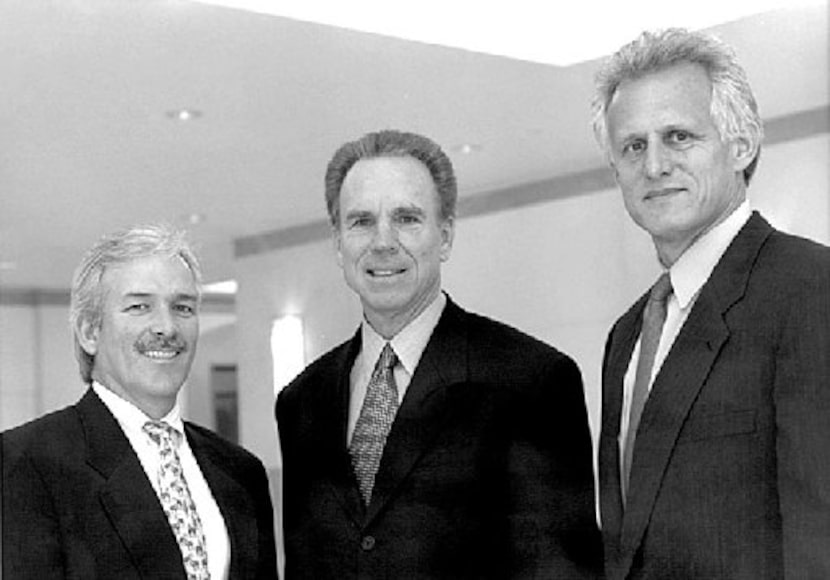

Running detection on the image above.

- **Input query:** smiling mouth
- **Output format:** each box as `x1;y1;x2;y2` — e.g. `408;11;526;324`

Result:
367;267;406;278
137;343;185;360
646;187;686;200
142;350;180;360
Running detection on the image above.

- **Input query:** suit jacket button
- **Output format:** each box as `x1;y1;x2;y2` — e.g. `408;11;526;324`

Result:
361;535;376;551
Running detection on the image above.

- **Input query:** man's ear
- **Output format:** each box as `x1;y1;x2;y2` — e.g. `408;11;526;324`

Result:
731;133;759;173
332;226;344;268
440;216;455;262
76;318;99;356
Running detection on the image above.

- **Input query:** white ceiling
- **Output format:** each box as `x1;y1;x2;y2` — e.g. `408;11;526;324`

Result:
0;0;827;290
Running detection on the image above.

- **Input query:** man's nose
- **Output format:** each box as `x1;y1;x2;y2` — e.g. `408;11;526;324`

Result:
150;307;176;336
644;142;673;179
371;220;399;252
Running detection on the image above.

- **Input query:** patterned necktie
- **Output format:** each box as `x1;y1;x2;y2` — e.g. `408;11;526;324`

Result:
143;421;211;580
350;343;399;505
622;273;673;502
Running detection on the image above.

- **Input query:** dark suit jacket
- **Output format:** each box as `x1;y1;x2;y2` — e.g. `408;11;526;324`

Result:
277;296;602;579
599;212;830;579
1;388;278;579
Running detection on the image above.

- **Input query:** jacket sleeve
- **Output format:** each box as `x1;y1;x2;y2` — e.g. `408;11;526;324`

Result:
503;352;604;579
1;439;66;580
774;266;830;578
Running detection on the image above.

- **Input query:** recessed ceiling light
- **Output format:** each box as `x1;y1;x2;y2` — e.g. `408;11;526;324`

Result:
454;143;482;155
189;213;205;225
166;109;203;121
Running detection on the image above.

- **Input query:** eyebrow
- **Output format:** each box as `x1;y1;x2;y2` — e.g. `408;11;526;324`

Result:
121;292;198;302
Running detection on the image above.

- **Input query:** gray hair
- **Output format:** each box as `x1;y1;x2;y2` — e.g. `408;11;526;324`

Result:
591;28;763;185
69;223;202;385
324;129;457;226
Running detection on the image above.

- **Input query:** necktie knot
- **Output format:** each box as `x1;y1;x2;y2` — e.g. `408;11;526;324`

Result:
143;420;182;448
377;343;398;373
649;273;673;304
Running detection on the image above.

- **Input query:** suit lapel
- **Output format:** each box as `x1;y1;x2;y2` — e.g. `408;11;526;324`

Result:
599;298;645;551
617;213;774;569
322;331;370;525
187;426;258;580
78;389;185;579
365;299;469;524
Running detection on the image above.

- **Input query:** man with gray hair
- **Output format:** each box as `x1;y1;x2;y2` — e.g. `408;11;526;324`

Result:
593;28;830;579
2;224;278;579
277;129;602;578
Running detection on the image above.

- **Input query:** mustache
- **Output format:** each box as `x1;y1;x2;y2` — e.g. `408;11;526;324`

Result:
137;334;187;351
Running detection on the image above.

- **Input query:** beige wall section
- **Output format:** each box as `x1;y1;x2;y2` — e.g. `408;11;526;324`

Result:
235;236;361;467
235;133;829;471
750;134;830;245
0;303;82;430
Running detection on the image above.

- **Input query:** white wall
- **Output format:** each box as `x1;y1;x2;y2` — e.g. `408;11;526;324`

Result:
0;303;82;430
234;133;830;469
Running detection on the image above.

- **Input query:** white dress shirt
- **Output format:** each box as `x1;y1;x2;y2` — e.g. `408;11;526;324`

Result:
92;382;231;580
347;292;447;444
619;202;752;454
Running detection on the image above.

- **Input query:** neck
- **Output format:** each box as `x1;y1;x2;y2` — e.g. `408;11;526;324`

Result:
365;289;441;340
655;189;746;267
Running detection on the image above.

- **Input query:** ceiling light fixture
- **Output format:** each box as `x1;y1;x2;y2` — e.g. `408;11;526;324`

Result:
166;108;203;121
455;143;482;155
203;279;238;295
188;0;821;66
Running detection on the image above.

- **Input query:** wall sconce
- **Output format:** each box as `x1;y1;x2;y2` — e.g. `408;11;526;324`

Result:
271;315;305;396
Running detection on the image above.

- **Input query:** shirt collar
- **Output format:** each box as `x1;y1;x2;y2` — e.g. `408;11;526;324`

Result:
92;381;184;435
361;292;447;376
668;201;751;309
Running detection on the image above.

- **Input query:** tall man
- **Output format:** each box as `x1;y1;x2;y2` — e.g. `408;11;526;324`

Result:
592;29;830;579
2;224;278;579
276;130;602;578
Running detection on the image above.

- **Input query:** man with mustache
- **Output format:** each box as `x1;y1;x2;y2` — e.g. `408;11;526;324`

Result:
276;129;602;578
2;224;278;579
592;28;830;578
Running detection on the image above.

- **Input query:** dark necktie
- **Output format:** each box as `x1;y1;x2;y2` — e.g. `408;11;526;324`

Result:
622;273;673;501
350;343;399;505
143;421;211;580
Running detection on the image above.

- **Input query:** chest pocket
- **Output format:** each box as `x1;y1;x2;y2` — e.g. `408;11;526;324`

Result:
678;409;757;443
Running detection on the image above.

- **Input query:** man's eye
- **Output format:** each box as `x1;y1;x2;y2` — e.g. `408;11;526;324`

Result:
125;304;149;313
350;217;372;228
174;304;195;316
669;130;691;144
622;141;645;155
397;214;420;225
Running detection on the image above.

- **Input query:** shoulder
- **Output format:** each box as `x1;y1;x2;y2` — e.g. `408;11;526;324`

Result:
2;404;82;455
458;305;568;358
184;422;264;469
745;227;830;300
450;304;580;381
278;336;354;404
1;404;86;480
763;228;830;270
